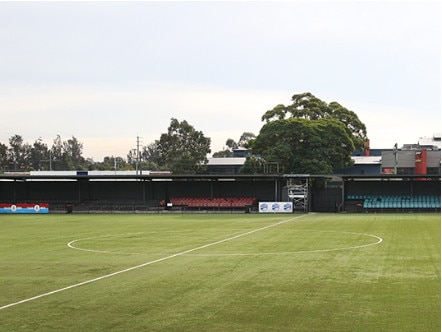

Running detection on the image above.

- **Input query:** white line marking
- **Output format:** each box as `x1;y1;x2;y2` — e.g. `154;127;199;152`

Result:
185;231;383;256
67;231;192;255
68;230;383;256
1;214;307;310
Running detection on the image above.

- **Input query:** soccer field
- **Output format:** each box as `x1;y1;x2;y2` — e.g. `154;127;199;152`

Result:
0;213;440;331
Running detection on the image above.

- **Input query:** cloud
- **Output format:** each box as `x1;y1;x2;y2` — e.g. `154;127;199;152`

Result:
3;80;437;161
1;81;291;160
0;1;439;161
343;100;440;149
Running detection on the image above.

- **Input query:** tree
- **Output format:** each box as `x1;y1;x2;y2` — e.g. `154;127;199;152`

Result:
212;138;236;158
95;156;130;171
225;138;238;150
239;155;266;174
63;136;85;170
238;132;256;148
212;149;233;158
1;134;90;171
3;135;51;171
51;135;64;170
29;137;49;171
7;134;30;171
141;141;161;164
251;117;355;176
0;142;7;173
212;132;256;157
156;118;211;174
50;135;85;170
261;92;368;150
126;149;138;166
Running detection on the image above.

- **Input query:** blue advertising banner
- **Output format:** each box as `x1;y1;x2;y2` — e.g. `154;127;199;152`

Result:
259;202;293;213
0;203;49;214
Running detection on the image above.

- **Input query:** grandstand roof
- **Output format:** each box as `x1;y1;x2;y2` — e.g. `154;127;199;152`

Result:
0;172;439;183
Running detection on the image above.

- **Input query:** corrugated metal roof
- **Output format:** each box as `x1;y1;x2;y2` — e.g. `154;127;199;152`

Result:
207;157;246;166
352;156;382;164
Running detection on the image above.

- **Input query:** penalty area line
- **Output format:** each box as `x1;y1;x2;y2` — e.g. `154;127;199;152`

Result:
0;214;308;311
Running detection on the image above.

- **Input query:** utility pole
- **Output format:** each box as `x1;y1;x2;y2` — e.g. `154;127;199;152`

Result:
135;136;142;176
393;143;398;175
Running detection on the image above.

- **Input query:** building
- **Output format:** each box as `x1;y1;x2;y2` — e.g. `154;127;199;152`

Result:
381;150;440;175
417;133;441;150
336;134;441;175
206;157;246;175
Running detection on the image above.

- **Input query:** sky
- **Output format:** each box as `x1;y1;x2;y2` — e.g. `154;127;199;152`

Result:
1;1;440;161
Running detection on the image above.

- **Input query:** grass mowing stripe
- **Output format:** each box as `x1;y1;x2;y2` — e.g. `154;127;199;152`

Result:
1;213;438;331
0;213;307;311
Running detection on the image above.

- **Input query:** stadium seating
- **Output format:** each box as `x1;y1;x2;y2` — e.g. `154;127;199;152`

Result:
347;195;440;210
160;197;256;209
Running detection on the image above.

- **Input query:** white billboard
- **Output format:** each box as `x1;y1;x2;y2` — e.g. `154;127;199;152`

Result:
259;202;293;213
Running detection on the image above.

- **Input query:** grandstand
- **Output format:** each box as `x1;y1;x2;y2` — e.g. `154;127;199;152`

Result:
342;173;440;212
0;172;439;213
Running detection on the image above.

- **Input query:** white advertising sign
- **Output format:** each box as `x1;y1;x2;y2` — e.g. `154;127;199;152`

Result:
259;202;293;213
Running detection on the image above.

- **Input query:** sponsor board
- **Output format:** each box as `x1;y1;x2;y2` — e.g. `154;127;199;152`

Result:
0;203;49;214
259;202;293;213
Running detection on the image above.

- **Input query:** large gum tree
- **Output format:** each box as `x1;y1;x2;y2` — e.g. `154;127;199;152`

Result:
251;92;367;175
261;92;368;151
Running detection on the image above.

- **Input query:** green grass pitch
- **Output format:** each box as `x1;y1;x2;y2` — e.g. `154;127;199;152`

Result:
0;213;440;331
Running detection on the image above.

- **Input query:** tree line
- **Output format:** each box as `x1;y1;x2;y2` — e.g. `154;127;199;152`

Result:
0;135;88;172
0;92;367;176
